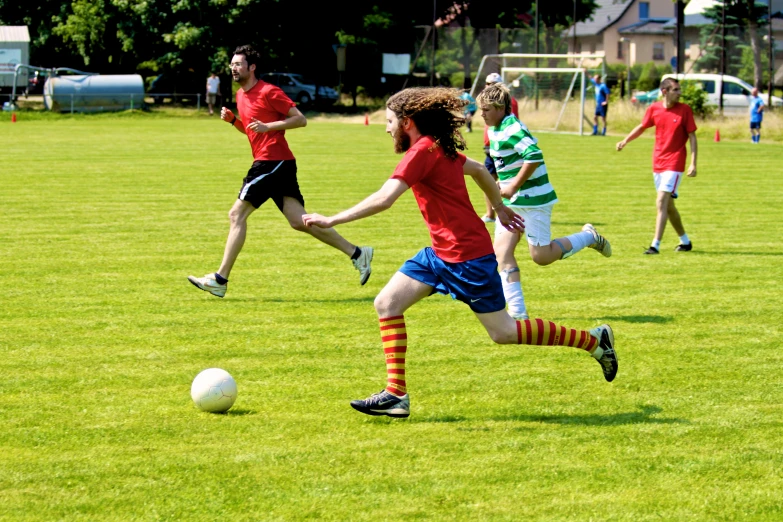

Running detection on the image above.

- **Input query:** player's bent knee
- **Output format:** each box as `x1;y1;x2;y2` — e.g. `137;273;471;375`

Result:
288;219;309;232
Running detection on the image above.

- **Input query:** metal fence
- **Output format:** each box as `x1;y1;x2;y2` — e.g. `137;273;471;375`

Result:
2;92;204;112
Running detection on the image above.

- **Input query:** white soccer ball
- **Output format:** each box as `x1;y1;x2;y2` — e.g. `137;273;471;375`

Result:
191;368;238;413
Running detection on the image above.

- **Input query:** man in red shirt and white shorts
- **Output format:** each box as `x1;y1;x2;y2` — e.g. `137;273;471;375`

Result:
303;87;618;418
188;45;373;297
616;78;698;254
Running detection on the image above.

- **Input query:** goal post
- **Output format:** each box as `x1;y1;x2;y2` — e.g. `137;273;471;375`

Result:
471;53;606;136
500;67;587;135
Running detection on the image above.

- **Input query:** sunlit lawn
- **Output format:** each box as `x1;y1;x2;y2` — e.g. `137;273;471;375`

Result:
1;115;781;520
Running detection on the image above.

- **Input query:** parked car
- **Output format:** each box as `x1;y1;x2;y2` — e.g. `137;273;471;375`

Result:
631;88;661;105
148;71;204;105
661;73;783;112
260;72;339;106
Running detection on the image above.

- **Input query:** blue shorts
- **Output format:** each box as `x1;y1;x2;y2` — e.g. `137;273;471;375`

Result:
484;151;497;177
595;105;608;118
399;247;506;314
750;121;761;129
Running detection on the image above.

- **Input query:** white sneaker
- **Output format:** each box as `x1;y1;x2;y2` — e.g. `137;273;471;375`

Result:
583;223;612;257
481;215;495;223
352;247;373;285
187;273;227;298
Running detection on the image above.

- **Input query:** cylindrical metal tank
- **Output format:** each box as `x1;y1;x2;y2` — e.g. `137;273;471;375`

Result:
44;74;145;113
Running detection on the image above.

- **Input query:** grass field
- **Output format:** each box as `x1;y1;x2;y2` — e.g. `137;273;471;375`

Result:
1;115;782;520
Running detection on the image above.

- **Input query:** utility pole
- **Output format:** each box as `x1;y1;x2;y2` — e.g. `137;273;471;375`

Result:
719;0;726;115
769;0;774;110
534;0;540;110
430;0;436;86
572;0;577;53
676;0;685;74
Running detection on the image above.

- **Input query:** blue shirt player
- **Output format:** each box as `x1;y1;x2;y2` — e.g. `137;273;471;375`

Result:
749;87;765;143
460;90;477;132
590;74;610;135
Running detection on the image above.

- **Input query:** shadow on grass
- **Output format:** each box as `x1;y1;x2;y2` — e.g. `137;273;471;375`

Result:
415;405;687;426
553;221;605;227
689;251;783;256
502;405;686;426
603;315;674;324
226;297;376;304
225;409;255;416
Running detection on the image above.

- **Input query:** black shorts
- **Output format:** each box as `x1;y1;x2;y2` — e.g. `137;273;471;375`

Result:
238;160;305;211
750;121;761;129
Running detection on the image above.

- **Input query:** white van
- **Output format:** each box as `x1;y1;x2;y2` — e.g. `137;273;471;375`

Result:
661;73;783;113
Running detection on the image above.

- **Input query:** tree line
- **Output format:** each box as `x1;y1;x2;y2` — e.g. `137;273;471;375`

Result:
0;0;599;100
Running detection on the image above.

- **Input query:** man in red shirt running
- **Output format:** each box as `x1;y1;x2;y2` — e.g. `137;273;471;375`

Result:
616;78;698;254
303;87;618;418
481;72;519;223
188;45;373;297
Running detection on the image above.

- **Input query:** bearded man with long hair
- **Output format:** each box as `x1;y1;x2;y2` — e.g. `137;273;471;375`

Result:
303;87;618;418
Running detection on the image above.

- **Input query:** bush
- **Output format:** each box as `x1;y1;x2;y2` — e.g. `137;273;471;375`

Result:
680;81;714;118
635;62;662;92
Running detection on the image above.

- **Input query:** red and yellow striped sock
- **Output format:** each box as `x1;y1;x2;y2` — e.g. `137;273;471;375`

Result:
516;318;598;354
380;315;407;397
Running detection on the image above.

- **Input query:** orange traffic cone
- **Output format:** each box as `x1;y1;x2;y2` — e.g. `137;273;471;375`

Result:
364;112;369;126
714;129;720;142
11;112;16;123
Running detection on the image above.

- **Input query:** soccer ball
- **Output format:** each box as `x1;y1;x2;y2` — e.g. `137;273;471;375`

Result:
191;368;238;413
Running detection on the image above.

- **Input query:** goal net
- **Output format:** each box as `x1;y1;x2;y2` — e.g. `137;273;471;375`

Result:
471;54;606;135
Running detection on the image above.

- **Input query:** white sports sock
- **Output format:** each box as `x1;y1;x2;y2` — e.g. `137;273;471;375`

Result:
679;233;690;245
501;278;526;319
651;239;661;249
560;231;594;259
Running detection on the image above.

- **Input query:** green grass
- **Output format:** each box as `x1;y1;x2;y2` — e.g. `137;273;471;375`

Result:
1;116;782;520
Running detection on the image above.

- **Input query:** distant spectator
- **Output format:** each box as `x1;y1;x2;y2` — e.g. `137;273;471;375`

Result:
460;90;477;132
206;72;220;115
749;87;764;144
590;74;610;136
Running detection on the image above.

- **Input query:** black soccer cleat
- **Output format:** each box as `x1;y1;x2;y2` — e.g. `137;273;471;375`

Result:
589;324;618;382
350;390;410;418
674;242;693;252
644;246;660;255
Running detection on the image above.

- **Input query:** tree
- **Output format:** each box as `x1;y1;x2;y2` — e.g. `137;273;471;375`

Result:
695;0;767;88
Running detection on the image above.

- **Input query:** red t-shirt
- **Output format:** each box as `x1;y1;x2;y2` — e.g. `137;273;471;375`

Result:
391;136;494;263
484;97;519;146
236;80;297;161
641;101;697;173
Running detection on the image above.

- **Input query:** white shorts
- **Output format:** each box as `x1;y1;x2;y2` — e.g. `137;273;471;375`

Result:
653;171;683;198
495;204;553;246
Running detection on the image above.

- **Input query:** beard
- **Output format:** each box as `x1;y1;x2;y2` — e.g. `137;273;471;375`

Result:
393;125;411;154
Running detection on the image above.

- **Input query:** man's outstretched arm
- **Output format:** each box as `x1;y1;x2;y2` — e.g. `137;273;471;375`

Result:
616;123;646;151
303;179;410;228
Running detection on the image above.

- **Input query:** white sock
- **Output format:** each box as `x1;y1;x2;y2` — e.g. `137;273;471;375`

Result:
679;234;690;245
501;279;527;319
560;231;593;259
651;239;661;249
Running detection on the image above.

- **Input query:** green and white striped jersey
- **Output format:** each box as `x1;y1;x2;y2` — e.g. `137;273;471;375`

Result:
488;115;558;207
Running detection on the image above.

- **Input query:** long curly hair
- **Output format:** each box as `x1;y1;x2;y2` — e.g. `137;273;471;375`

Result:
386;87;467;160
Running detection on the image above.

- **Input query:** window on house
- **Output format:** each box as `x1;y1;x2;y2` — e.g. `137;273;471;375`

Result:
617;41;624;59
590;42;596;54
653;42;665;60
576;41;582;53
639;2;650;20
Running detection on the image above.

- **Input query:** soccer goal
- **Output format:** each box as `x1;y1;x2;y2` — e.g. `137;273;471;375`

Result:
471;53;606;135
